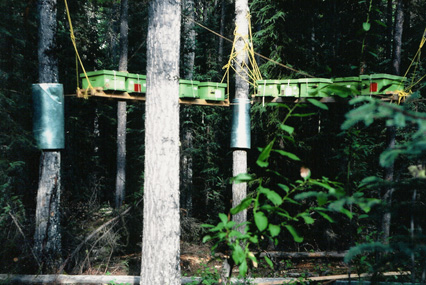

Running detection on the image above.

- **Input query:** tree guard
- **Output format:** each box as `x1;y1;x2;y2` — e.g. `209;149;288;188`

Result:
32;83;64;149
230;98;251;149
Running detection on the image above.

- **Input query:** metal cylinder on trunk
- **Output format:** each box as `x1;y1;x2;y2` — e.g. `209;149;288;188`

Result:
230;98;251;149
32;83;65;149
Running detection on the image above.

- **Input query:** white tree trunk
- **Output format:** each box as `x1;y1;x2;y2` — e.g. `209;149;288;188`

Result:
232;0;249;231
115;100;126;208
140;1;181;284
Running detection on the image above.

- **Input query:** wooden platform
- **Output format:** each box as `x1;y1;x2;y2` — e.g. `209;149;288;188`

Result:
73;87;230;107
252;92;405;104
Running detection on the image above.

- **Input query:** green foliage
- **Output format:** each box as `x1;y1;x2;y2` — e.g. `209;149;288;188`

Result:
342;96;426;281
342;96;426;167
203;103;378;278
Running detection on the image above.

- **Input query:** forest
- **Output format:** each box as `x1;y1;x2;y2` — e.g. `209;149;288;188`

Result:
0;0;425;284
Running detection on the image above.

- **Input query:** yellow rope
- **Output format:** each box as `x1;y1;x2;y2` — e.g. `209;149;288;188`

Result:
401;28;426;98
183;15;314;78
64;0;93;98
221;12;263;96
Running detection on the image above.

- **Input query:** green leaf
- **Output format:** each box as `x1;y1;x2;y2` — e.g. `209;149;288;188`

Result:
239;260;248;277
232;244;245;264
307;98;329;110
278;183;290;193
317;211;335;223
273;150;300;161
259;186;283;206
257;139;275;168
269;224;281;237
264;256;274;268
317;192;328;206
363;22;371;31
300;213;315;224
254;211;268;231
202;235;212;243
231;197;254;215
219;213;228;225
280;124;294;135
284;225;303;243
374;19;387;28
232;173;254;183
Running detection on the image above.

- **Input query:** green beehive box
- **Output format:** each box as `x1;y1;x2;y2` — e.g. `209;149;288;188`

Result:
298;78;333;97
179;79;200;98
360;74;406;95
280;79;300;97
333;76;361;90
199;82;227;101
80;70;127;91
126;73;146;93
256;80;281;97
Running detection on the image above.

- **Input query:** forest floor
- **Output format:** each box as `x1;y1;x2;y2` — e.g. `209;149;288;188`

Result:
81;241;350;281
66;204;351;281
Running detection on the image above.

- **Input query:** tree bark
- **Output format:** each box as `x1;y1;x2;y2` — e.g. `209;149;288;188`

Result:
115;0;128;209
182;0;195;80
115;100;126;208
218;0;226;67
34;0;62;273
140;1;181;284
180;0;196;216
392;0;404;76
382;0;404;243
232;0;249;232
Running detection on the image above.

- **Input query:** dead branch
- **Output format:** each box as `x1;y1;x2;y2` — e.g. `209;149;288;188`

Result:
58;205;133;274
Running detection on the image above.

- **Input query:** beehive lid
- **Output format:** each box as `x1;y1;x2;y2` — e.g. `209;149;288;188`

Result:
79;70;128;78
334;76;360;82
298;78;333;83
199;82;227;87
127;73;146;79
180;79;200;85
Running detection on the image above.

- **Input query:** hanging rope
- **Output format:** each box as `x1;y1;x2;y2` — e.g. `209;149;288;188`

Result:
400;27;426;101
183;15;314;78
221;12;263;96
64;0;93;98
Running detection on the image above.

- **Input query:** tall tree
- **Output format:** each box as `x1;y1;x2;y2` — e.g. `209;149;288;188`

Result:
34;0;61;272
382;0;404;243
115;0;128;209
180;0;196;216
232;0;249;231
140;0;181;284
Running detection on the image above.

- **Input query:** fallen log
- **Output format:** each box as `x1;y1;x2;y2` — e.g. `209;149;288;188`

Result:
260;250;348;259
0;271;410;284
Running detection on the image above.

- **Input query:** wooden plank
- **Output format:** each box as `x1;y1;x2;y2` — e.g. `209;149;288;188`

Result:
0;272;410;284
252;92;404;105
73;88;230;106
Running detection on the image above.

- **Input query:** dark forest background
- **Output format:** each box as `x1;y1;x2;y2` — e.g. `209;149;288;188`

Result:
0;0;425;278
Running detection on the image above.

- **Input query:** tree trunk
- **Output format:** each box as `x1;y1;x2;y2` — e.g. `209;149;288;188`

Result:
180;0;196;215
386;0;393;72
115;0;128;209
382;0;404;243
115;100;126;208
232;0;249;231
392;0;404;76
140;1;181;284
182;0;195;80
180;121;193;216
218;0;226;67
34;0;62;273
